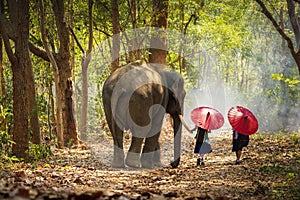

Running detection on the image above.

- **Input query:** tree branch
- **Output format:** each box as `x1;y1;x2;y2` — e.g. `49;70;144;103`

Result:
88;0;93;55
255;0;296;53
38;0;58;68
0;29;17;66
28;42;50;61
51;0;70;58
0;11;15;40
94;26;111;37
184;14;196;35
287;0;300;50
1;4;52;62
255;0;300;74
0;9;16;65
68;25;85;54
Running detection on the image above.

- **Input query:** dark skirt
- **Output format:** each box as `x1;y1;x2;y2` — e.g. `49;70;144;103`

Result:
194;142;212;154
194;127;211;154
232;134;249;152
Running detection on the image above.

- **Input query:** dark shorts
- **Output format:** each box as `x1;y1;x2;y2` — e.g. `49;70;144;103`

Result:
232;137;249;152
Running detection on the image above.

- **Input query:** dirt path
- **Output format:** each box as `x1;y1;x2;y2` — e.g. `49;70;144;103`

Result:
0;129;299;200
88;130;261;199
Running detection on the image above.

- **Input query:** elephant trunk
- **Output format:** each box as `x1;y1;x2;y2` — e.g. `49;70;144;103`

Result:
179;115;192;133
170;114;182;168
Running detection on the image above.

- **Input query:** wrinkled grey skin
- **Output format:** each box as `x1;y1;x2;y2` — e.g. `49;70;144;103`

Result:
102;60;186;168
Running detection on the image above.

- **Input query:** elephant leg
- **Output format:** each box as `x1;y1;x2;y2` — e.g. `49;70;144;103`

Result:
126;136;144;168
141;133;160;168
153;142;161;167
141;115;164;168
111;125;125;168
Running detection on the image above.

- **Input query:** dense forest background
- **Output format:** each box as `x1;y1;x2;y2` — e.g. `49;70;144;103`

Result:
0;0;299;161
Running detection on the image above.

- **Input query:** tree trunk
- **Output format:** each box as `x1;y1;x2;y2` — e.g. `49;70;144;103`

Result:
149;0;169;67
79;0;93;140
38;0;64;147
0;0;5;131
128;0;140;61
280;3;287;69
51;0;79;146
54;73;64;147
26;59;41;145
111;0;120;72
286;0;300;74
287;0;300;49
69;0;77;133
0;0;4;103
79;57;88;140
47;70;54;141
0;0;31;159
63;78;78;146
280;3;289;130
0;42;4;131
178;0;184;73
1;0;41;147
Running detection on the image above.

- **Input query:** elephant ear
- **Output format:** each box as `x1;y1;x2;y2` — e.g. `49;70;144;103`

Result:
165;72;185;100
165;72;186;115
171;76;182;97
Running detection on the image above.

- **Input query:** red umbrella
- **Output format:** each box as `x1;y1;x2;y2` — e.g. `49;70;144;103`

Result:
227;106;258;135
190;106;224;130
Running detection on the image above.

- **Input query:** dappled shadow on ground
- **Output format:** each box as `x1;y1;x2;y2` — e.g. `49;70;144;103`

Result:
0;128;299;200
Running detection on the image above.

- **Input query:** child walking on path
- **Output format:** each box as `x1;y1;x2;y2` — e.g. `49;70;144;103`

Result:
191;126;212;166
227;106;258;164
188;106;224;166
232;129;249;164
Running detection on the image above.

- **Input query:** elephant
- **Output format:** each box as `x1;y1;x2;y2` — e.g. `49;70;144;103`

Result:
102;60;188;168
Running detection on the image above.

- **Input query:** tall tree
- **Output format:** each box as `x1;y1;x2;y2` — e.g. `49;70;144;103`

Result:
77;0;94;140
51;0;79;146
128;0;141;61
26;38;41;145
0;0;5;132
255;0;300;74
0;0;32;159
31;0;79;147
38;0;63;147
149;0;169;66
111;0;121;72
0;1;41;147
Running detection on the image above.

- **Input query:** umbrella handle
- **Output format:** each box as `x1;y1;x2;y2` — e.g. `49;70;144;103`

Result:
205;112;210;122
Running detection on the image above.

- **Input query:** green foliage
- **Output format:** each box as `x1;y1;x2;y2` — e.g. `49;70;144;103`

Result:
67;139;74;148
27;144;53;162
260;163;286;172
0;154;20;164
0;130;14;154
252;133;267;140
0;106;14;156
270;73;300;103
259;162;299;182
263;73;300;131
290;132;300;145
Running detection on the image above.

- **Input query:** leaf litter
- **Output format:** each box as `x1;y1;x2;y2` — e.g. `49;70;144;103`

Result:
0;126;299;200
